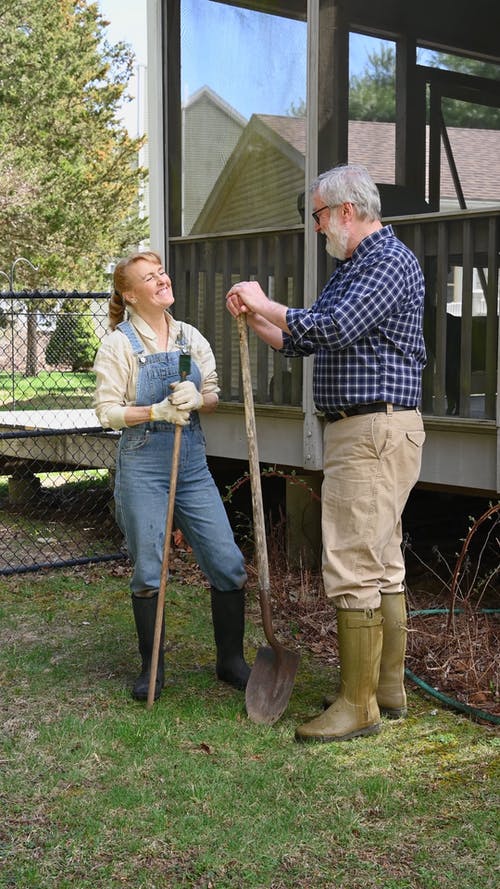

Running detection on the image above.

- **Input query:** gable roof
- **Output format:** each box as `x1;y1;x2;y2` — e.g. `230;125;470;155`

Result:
259;115;500;203
191;114;500;232
184;85;247;127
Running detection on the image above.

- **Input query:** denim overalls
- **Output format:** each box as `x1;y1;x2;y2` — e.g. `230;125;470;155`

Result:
114;321;247;594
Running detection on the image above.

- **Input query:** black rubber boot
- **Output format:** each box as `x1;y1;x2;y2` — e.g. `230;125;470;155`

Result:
210;588;251;690
131;593;164;701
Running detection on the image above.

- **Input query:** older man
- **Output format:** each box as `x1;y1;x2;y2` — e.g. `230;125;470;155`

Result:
226;163;426;743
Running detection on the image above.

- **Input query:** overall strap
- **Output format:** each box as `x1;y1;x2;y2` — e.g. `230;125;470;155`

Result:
117;320;145;356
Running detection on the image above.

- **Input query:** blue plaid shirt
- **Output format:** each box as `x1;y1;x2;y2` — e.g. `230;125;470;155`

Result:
282;226;426;413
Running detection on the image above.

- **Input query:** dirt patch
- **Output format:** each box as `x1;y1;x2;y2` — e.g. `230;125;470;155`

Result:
249;490;500;723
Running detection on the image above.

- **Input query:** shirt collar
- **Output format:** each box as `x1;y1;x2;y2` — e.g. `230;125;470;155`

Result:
127;309;178;343
351;224;394;262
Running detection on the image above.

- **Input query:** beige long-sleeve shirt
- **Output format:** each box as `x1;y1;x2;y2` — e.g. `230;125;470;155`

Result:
93;312;220;430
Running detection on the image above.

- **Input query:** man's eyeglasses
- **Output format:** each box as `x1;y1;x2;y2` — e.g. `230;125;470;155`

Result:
311;204;330;225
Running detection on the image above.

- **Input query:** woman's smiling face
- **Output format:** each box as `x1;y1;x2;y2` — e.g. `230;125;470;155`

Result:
124;258;175;312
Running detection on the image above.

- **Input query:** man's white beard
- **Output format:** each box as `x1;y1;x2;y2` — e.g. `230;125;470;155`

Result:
325;218;349;260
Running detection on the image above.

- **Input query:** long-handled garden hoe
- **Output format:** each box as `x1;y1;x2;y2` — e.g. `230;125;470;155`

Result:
147;353;191;709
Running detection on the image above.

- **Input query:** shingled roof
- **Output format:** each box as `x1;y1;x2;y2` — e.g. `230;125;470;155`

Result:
256;115;500;204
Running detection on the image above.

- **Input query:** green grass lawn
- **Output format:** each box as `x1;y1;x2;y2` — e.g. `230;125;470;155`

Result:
0;370;96;410
1;564;498;889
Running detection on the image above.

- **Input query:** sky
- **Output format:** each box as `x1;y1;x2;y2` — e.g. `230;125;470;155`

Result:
97;0;148;134
97;0;380;133
98;0;148;65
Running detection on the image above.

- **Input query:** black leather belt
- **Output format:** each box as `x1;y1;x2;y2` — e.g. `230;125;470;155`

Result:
323;403;416;423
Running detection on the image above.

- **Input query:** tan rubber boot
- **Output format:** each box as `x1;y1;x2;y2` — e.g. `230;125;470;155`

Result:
322;592;408;718
295;608;383;743
376;591;408;719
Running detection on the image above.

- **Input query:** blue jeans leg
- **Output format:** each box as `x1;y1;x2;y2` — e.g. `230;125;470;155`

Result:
115;424;246;593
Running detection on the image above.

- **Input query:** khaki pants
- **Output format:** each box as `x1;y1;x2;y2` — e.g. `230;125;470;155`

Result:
321;407;425;609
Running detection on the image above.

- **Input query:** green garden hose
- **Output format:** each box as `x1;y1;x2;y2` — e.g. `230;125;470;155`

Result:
407;608;500;726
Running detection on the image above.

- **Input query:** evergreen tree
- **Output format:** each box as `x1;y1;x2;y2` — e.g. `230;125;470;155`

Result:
348;46;500;129
45;300;101;371
349;45;396;122
0;0;148;290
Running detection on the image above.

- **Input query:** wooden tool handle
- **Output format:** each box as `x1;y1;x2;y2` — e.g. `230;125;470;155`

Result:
147;356;192;708
237;314;280;647
146;423;182;709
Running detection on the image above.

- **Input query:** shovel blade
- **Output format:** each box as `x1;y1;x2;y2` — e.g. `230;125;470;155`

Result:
245;644;300;725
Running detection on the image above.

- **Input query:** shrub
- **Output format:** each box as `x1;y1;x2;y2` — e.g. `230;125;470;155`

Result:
46;308;100;370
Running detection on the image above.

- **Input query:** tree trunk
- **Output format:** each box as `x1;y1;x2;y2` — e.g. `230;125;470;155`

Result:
25;309;38;376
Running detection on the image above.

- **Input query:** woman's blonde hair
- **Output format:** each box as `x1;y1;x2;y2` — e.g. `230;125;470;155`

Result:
108;250;163;330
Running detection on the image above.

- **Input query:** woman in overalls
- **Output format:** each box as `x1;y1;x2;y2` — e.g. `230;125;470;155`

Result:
93;251;250;700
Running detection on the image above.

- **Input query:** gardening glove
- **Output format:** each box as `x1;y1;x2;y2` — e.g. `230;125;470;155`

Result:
169;380;204;412
150;396;189;425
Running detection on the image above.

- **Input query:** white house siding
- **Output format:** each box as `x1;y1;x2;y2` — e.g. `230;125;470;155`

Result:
183;89;246;234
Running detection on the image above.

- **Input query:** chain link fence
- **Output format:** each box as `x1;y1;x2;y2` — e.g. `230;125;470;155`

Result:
0;291;126;574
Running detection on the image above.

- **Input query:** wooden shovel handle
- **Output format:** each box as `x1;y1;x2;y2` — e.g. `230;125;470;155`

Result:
237;315;279;647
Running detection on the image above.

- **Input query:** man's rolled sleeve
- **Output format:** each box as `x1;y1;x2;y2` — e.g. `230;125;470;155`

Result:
281;308;316;357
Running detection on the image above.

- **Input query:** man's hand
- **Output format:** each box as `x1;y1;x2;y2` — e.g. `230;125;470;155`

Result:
226;280;290;338
225;280;268;317
169;380;204;412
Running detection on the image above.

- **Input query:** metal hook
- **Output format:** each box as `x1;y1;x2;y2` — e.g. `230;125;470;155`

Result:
9;256;39;290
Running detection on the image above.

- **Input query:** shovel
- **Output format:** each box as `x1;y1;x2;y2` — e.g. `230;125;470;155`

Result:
237;314;300;724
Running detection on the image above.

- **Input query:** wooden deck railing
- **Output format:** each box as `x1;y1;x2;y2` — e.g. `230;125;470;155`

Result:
393;209;499;420
170;227;305;406
169;208;500;421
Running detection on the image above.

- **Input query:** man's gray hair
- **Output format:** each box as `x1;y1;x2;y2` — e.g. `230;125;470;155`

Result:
309;164;381;222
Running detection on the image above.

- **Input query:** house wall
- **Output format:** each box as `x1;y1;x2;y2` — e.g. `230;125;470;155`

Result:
192;134;305;232
183;92;245;233
147;0;500;496
200;410;500;495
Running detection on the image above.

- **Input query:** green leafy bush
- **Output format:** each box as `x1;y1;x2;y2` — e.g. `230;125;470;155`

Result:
45;309;100;371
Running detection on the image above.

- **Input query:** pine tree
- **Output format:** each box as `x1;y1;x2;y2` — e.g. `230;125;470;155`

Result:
45;300;101;371
0;0;148;289
348;45;500;129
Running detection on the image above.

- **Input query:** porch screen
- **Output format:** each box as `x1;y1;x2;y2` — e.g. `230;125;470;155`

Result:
180;0;306;235
174;0;307;405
